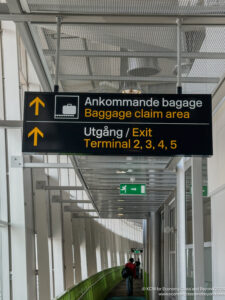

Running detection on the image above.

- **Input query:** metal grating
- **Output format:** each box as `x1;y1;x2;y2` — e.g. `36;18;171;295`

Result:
33;23;225;93
26;0;225;15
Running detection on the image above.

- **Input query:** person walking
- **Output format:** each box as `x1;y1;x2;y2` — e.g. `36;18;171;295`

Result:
125;258;136;296
135;258;141;279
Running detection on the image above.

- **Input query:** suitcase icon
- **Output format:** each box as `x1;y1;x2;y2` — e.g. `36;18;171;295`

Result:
62;104;76;115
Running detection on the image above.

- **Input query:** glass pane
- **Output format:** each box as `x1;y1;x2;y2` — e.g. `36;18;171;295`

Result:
160;212;164;287
186;248;194;300
169;253;176;289
0;228;2;300
169;208;175;251
202;158;211;243
185;167;193;245
204;247;212;300
204;197;211;242
0;227;10;300
169;206;176;291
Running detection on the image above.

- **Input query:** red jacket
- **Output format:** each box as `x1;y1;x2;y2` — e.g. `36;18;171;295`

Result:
125;262;136;278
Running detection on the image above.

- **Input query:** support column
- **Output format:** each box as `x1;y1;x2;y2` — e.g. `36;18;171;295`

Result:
176;158;186;300
63;213;74;288
94;221;102;272
2;20;30;300
33;163;51;300
48;155;64;296
85;218;97;276
192;157;205;300
60;157;74;289
79;219;88;280
150;211;160;300
163;204;170;300
72;218;82;283
23;162;36;300
144;217;151;300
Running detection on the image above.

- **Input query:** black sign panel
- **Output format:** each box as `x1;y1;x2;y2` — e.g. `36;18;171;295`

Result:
22;92;212;156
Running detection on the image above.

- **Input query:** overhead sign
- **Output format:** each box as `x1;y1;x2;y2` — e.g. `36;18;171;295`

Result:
120;184;146;195
22;92;212;156
131;248;143;254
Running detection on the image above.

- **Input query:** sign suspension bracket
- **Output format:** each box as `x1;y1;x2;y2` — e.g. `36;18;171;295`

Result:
54;16;62;92
177;18;182;95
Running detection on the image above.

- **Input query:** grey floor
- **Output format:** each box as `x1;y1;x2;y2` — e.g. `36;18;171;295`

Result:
106;278;146;299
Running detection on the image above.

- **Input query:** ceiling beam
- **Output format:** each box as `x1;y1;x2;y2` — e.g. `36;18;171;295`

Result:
6;0;53;91
71;215;98;219
64;207;96;212
44;186;83;191
24;162;73;168
52;200;91;204
44;49;225;60
52;196;91;204
0;120;23;128
71;156;100;216
55;74;219;84
1;13;225;26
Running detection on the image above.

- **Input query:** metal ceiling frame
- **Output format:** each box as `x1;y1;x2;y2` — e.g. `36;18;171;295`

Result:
1;13;225;25
43;49;225;60
75;155;176;217
53;74;219;83
1;3;222;92
70;156;100;216
5;0;53;91
2;1;214;218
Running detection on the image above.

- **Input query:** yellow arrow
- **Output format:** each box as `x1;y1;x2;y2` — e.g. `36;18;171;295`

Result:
29;97;45;116
28;127;44;146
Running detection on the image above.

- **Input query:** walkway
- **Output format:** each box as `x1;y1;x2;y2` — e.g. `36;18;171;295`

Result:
106;278;146;300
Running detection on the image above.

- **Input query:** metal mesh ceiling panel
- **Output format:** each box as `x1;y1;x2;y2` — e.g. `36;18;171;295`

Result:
34;23;225;93
26;0;225;15
38;24;178;52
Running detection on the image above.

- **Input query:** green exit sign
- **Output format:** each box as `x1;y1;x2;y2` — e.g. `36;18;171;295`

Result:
190;185;208;197
120;184;146;195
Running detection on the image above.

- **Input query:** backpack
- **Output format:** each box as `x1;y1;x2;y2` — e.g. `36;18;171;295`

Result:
121;266;131;279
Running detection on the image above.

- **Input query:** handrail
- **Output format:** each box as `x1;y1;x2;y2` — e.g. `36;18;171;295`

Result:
77;268;119;300
56;266;123;300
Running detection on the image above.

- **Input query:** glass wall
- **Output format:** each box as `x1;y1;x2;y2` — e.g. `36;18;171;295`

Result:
185;166;194;299
160;211;164;288
169;204;176;292
185;158;212;300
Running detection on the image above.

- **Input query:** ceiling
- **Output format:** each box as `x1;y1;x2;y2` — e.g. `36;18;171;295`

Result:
3;0;220;220
22;0;225;16
71;156;176;219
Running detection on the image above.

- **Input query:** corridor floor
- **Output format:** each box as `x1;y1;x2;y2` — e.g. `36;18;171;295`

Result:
106;278;146;300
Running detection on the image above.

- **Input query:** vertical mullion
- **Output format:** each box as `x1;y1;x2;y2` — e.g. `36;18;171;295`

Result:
192;157;205;300
176;158;186;300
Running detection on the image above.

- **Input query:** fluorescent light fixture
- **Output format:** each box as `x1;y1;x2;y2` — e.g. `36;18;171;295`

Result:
122;88;141;94
116;170;126;174
130;176;136;183
117;213;124;216
121;81;142;94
